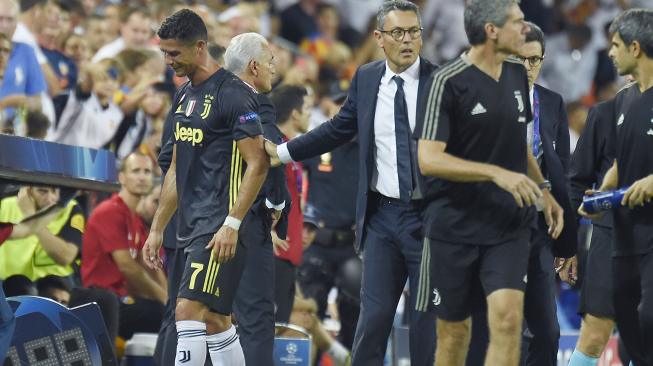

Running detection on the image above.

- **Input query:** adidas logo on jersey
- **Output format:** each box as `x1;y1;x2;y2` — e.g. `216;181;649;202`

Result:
617;114;624;126
471;103;487;115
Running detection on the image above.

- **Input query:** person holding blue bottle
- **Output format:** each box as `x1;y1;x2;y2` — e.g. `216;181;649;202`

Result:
579;9;653;366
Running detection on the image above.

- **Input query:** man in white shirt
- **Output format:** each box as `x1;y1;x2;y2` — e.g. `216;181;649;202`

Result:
92;6;153;63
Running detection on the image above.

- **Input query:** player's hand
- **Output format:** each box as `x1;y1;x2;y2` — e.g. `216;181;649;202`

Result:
271;209;282;221
206;225;238;263
555;256;578;285
143;230;164;270
622;175;653;208
577;189;604;220
541;189;564;239
264;139;282;167
491;168;542;208
271;230;289;256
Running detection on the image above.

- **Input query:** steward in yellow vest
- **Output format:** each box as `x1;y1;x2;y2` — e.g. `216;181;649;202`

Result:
0;187;84;282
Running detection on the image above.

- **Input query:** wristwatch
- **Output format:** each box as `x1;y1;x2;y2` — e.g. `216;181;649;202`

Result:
538;180;552;191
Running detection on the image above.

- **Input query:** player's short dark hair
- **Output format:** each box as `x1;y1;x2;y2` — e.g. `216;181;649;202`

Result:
269;85;308;125
376;0;421;30
157;9;207;44
465;0;521;46
3;274;37;297
36;275;71;297
609;8;653;59
524;21;545;56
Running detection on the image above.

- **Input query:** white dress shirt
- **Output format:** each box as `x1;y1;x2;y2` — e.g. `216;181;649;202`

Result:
370;58;420;198
278;58;421;199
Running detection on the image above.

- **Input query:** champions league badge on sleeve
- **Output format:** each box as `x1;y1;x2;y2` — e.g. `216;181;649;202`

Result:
238;112;260;124
4;296;113;366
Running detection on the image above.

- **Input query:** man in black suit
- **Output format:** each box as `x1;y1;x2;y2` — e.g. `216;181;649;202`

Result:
265;1;437;364
518;22;578;366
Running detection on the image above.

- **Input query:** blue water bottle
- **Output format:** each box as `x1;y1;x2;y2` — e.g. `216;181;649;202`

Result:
582;187;629;213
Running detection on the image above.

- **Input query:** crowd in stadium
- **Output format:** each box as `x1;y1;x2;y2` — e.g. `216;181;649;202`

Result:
0;0;652;365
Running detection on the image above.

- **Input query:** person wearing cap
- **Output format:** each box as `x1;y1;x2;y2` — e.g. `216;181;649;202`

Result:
296;78;361;349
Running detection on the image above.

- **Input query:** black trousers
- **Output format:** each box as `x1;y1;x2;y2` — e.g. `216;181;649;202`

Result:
520;216;559;366
613;251;653;366
274;258;296;324
233;211;275;366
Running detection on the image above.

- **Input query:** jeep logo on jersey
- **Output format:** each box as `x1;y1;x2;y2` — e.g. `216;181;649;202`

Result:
200;94;214;119
514;90;524;113
175;122;204;146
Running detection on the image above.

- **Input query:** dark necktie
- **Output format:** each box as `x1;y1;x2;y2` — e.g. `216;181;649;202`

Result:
392;76;413;202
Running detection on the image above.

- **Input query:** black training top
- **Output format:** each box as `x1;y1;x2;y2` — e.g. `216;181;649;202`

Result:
614;85;653;256
173;69;263;247
419;55;535;245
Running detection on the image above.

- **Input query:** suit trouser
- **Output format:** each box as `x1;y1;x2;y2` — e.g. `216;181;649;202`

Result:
351;195;435;366
521;216;559;366
233;212;275;366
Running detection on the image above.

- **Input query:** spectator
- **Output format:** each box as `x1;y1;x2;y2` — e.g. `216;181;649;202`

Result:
37;0;80;92
280;0;320;44
567;101;589;154
2;274;37;296
0;186;83;285
48;58;124;148
541;23;599;103
36;274;71;306
81;152;165;340
12;0;61;97
62;33;90;69
92;6;152;63
83;15;111;55
114;48;164;115
25;109;49;138
0;0;49;130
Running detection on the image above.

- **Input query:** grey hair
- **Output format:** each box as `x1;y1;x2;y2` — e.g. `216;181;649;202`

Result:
224;32;269;75
609;8;653;58
464;0;521;46
376;0;421;30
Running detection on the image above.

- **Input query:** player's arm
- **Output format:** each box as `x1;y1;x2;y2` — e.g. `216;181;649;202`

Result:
9;204;63;239
416;77;541;208
231;136;269;220
32;204;84;266
112;249;167;303
622;170;653;208
526;149;564;238
266;70;361;165
578;160;619;219
143;145;178;270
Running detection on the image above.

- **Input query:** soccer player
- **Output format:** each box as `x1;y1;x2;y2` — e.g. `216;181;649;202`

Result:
142;9;269;366
579;9;653;366
415;1;563;365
